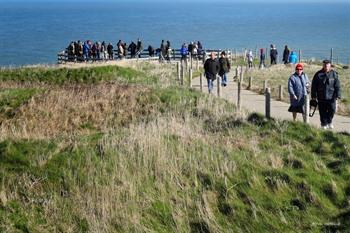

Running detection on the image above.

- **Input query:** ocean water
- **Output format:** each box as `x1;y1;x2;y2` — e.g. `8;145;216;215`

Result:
0;1;349;66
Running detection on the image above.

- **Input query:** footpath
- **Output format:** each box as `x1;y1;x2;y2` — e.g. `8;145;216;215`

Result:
191;74;350;134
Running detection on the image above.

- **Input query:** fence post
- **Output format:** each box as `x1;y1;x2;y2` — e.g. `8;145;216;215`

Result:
265;88;271;119
237;81;241;111
177;62;180;81
278;85;283;100
304;94;310;123
240;66;244;83
189;68;193;88
190;53;193;69
248;76;253;90
196;58;199;70
263;80;268;92
298;49;301;62
330;48;333;64
200;73;203;92
217;76;221;97
181;63;185;85
235;67;239;80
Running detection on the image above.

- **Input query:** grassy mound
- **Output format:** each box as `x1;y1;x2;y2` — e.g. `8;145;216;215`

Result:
0;63;349;232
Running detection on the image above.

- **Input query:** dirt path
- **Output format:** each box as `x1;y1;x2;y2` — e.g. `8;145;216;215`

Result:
192;74;350;133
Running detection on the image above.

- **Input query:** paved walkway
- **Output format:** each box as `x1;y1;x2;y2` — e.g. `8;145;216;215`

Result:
192;74;350;133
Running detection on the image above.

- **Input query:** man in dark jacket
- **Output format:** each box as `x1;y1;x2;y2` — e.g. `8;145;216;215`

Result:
270;44;278;65
218;51;230;87
311;60;341;129
128;41;137;58
282;45;290;64
204;52;220;93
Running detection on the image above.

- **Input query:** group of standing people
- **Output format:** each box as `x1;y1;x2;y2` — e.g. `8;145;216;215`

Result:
288;60;341;129
256;44;299;69
66;39;144;61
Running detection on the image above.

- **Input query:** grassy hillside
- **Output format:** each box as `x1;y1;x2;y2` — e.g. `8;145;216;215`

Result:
0;62;349;233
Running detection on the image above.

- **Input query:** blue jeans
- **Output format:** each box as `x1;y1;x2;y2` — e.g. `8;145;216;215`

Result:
207;78;214;93
221;73;228;86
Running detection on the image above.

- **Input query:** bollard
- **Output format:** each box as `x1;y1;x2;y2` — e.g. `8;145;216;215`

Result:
278;85;283;100
237;81;242;111
181;64;185;85
217;76;221;97
189;68;193;88
304;94;310;123
200;73;203;92
265;88;271;119
177;62;180;81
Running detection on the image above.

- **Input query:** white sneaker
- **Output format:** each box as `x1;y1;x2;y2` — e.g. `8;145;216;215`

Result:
328;124;334;129
321;125;328;129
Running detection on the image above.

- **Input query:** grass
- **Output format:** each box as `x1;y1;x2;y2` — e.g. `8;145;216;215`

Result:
0;62;349;232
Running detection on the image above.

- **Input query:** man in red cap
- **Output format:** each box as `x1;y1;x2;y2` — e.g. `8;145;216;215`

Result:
288;63;310;121
311;60;341;129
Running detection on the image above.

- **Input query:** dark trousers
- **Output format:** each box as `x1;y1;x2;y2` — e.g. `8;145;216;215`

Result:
318;100;336;126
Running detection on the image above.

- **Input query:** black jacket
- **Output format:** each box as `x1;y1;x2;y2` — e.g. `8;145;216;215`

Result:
311;69;341;101
204;58;220;80
219;57;230;76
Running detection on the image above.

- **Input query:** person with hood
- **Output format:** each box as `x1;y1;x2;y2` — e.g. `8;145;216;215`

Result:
180;43;189;65
311;60;341;129
204;52;220;93
67;41;75;61
148;45;155;57
289;51;298;64
128;41;137;58
270;44;278;65
288;63;310;121
197;41;203;59
259;48;266;69
219;51;231;87
282;45;290;64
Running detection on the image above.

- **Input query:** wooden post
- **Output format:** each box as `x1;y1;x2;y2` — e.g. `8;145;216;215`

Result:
240;66;244;83
196;58;199;70
235;67;239;80
237;81;241;111
235;49;237;60
298;49;301;62
230;50;233;64
189;68;193;88
278;85;283;100
202;49;206;64
177;62;180;81
190;52;193;69
248;76;253;90
304;94;310;123
263;80;268;92
265;88;271;119
217;76;221;97
200;73;203;92
330;48;333;64
181;63;185;85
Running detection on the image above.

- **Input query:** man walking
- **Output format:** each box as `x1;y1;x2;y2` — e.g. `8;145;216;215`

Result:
311;60;341;129
204;52;220;94
219;51;230;87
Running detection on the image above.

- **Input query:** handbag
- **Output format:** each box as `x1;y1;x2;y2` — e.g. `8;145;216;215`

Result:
309;99;318;117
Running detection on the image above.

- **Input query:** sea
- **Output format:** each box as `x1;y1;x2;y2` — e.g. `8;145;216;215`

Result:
0;1;349;67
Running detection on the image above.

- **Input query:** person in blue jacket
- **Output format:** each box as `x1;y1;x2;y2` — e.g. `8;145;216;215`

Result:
288;63;310;121
289;51;298;64
83;41;90;61
180;43;189;65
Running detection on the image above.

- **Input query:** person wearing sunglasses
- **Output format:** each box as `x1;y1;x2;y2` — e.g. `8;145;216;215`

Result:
288;63;310;121
311;60;341;129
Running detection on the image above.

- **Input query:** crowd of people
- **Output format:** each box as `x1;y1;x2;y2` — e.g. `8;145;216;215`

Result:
65;39;204;62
